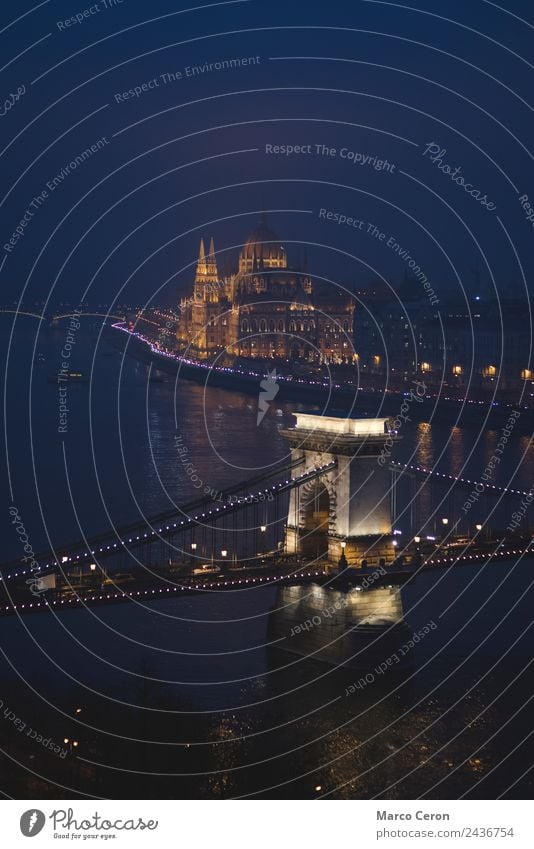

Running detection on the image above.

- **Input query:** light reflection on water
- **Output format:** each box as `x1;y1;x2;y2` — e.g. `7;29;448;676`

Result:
1;557;533;798
1;321;534;798
3;321;533;553
414;421;434;469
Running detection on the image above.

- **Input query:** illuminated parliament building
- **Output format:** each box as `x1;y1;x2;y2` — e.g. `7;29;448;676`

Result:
176;214;355;362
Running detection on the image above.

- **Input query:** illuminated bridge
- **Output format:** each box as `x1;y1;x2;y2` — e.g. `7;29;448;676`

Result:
390;461;533;539
1;457;335;585
2;414;533;617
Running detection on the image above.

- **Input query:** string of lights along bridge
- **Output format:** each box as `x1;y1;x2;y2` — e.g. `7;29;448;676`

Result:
1;415;532;616
393;462;532;498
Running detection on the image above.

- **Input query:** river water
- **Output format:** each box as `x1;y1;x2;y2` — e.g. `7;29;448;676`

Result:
0;316;533;799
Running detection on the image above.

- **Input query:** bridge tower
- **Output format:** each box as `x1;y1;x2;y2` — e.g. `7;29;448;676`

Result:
281;413;400;568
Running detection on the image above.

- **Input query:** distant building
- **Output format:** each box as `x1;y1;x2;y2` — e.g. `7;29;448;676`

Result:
354;289;532;390
176;214;355;362
421;300;532;390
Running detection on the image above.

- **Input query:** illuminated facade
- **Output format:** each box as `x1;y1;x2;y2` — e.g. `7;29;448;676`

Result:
282;413;400;567
176;214;355;361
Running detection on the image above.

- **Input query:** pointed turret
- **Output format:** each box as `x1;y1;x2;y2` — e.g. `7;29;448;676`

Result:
195;238;207;280
206;237;218;279
195;236;219;285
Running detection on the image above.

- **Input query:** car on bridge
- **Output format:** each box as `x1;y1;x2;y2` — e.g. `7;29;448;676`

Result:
102;572;135;586
193;564;221;575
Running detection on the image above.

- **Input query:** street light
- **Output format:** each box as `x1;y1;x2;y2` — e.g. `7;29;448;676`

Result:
414;536;421;544
189;542;198;568
442;518;449;526
89;564;96;572
221;550;228;558
340;541;346;549
475;524;482;532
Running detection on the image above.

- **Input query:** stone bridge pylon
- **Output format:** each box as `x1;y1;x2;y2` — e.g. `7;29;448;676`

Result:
281;413;400;568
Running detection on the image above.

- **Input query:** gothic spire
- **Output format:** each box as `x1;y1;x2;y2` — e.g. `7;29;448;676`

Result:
195;238;208;280
195;235;219;283
207;237;218;278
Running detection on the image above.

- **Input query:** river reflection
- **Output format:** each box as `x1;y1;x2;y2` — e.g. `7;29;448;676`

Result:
2;321;534;799
267;582;412;672
2;321;534;558
1;555;533;799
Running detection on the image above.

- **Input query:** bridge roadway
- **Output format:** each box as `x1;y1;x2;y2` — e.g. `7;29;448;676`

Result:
0;459;335;583
1;538;533;618
0;559;331;618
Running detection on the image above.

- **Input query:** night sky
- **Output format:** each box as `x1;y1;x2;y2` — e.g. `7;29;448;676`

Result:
2;0;534;312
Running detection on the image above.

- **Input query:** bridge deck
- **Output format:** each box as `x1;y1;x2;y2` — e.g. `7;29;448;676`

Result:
1;460;336;582
1;540;532;618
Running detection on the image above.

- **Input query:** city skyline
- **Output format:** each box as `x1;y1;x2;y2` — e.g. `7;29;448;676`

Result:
1;0;534;826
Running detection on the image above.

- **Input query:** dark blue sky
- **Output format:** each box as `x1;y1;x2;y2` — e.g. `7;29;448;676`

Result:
1;0;533;310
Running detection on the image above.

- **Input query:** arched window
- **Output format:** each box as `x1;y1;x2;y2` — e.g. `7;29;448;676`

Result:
343;320;349;332
241;319;249;333
278;320;284;332
289;320;296;332
259;319;267;332
251;319;258;332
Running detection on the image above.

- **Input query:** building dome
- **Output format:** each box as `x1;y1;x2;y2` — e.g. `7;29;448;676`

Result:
239;213;287;273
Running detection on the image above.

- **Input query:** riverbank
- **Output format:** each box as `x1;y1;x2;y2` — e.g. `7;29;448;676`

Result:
107;323;534;433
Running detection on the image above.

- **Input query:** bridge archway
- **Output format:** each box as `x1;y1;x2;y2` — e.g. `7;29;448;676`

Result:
300;480;331;558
